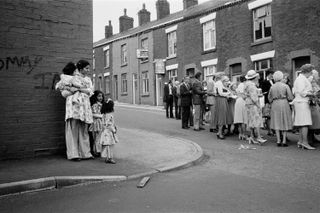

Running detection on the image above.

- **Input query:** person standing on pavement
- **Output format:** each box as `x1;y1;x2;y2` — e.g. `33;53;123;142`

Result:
192;72;207;131
172;81;181;120
206;75;217;132
180;76;193;129
163;80;174;118
244;70;267;145
57;60;94;161
98;99;119;164
234;75;248;140
268;71;293;147
261;70;274;136
89;90;104;156
293;64;315;150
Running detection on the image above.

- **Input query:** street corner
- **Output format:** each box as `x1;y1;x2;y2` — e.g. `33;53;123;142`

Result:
114;128;205;174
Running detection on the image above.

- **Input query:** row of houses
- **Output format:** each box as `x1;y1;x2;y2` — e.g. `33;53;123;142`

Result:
93;0;320;106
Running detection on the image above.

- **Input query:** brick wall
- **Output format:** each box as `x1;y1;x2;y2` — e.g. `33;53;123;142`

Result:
0;0;93;159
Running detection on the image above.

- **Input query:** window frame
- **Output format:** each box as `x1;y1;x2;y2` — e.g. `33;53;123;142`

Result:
121;44;128;66
142;71;149;95
252;4;272;43
167;31;177;58
140;38;149;62
168;69;178;82
254;58;273;80
104;75;110;94
104;49;110;68
121;73;128;94
203;65;216;81
202;20;216;51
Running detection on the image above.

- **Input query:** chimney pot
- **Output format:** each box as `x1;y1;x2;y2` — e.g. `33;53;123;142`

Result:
124;8;127;15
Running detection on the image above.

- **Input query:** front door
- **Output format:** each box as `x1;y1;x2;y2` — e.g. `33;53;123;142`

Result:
156;74;163;106
113;75;118;101
292;56;310;81
132;73;138;104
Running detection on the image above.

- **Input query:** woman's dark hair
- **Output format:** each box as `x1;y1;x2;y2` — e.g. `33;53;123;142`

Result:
76;60;90;70
239;75;246;82
195;72;202;79
90;90;104;106
62;62;76;75
101;99;114;114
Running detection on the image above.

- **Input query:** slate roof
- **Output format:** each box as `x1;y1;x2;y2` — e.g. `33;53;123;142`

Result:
93;0;249;48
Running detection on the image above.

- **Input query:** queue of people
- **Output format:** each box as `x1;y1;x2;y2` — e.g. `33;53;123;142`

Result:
56;60;119;163
165;64;320;150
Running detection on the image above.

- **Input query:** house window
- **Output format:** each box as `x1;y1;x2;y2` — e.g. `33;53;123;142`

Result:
142;71;149;94
254;58;273;80
104;75;110;94
229;63;242;83
168;69;177;82
141;38;148;62
167;31;177;58
121;44;128;65
203;20;216;51
253;4;272;42
104;49;110;68
121;73;127;93
203;65;216;81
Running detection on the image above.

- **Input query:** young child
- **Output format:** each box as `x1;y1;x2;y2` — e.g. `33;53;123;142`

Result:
55;62;86;104
98;99;119;164
89;90;104;156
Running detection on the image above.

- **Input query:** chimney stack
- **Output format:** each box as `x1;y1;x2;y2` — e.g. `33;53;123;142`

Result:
138;3;151;26
183;0;198;9
105;20;113;38
119;8;134;33
156;0;170;20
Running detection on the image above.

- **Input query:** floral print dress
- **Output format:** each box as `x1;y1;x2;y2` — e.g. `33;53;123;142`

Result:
65;73;93;124
244;81;262;128
98;113;119;146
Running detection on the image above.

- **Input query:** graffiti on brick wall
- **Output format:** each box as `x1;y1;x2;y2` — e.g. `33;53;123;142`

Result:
0;56;43;74
33;72;60;91
0;55;62;92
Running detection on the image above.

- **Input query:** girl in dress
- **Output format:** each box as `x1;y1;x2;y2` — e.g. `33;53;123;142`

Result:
98;99;119;164
89;90;104;156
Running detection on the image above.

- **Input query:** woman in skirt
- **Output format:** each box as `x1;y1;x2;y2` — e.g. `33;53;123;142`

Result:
268;71;294;147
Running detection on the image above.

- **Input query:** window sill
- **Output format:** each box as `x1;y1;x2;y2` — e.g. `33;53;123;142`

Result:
121;93;128;96
201;48;216;55
104;66;110;69
121;63;128;67
142;93;150;97
251;37;273;47
166;55;177;60
140;60;149;64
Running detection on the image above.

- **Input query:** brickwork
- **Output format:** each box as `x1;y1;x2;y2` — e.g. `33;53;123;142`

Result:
0;0;93;159
94;0;320;107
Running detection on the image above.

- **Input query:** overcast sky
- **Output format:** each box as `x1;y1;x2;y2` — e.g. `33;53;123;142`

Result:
93;0;209;42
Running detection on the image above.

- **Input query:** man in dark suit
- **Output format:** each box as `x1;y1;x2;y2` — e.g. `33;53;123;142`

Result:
180;76;192;129
163;80;174;118
260;70;274;135
192;72;207;131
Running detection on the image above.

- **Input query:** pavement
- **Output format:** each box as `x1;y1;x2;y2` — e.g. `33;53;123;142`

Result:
0;123;204;197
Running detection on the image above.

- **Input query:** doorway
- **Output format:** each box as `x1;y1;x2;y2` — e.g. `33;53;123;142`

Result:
132;73;138;104
156;74;163;106
292;56;310;81
113;75;118;101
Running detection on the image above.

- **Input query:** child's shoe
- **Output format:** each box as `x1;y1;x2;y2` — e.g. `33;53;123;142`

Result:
105;158;116;164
